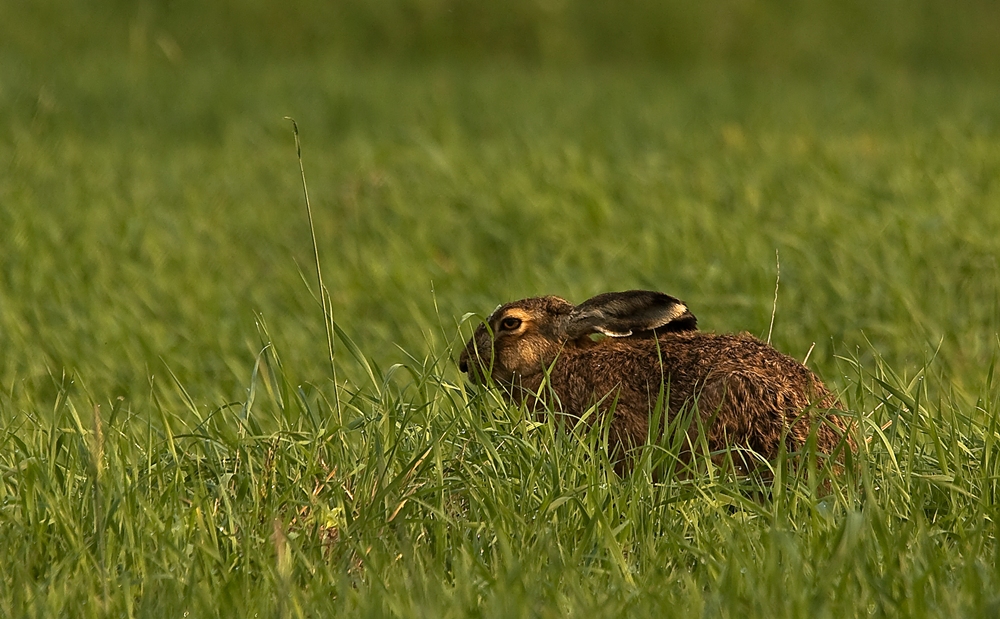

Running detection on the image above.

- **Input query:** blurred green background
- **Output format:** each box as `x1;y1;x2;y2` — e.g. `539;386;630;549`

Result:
5;0;1000;72
2;0;999;405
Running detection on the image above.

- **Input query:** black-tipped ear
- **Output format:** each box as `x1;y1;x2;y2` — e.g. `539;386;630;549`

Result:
562;290;697;338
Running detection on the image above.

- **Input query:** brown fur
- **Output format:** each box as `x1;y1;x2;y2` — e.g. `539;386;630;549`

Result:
459;292;851;472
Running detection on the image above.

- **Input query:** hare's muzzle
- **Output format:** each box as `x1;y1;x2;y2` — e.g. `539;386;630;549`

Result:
458;337;475;376
458;326;495;383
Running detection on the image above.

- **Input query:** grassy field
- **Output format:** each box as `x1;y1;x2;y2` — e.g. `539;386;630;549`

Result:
3;2;1000;617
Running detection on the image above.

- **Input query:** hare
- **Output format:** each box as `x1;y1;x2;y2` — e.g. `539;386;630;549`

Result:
458;290;850;471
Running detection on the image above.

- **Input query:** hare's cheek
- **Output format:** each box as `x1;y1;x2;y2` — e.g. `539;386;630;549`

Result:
507;338;549;375
497;346;526;376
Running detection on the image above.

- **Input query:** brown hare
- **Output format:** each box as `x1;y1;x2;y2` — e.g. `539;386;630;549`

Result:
458;290;850;472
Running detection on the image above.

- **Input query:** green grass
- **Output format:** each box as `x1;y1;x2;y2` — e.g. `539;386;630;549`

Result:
4;3;1000;616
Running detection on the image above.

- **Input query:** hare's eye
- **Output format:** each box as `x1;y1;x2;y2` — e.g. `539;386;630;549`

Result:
499;317;522;331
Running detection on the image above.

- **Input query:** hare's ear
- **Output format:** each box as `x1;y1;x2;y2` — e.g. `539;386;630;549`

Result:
563;290;697;338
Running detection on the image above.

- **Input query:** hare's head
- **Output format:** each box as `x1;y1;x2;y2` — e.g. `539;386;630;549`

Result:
459;290;696;386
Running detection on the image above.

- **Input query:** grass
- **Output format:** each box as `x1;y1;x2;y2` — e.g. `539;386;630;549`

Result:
3;4;1000;615
2;329;999;616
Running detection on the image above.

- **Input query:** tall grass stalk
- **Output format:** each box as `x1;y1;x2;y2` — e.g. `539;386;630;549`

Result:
286;117;337;385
